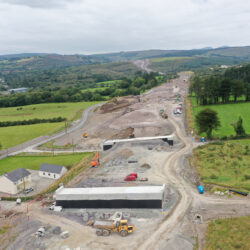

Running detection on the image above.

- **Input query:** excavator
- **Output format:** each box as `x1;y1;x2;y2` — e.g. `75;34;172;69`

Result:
91;152;100;167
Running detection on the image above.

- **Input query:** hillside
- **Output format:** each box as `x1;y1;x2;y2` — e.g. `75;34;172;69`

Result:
1;46;250;89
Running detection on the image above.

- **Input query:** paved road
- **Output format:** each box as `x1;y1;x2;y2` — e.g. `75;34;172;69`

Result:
0;103;102;159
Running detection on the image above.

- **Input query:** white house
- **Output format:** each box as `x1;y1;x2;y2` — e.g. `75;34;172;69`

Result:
39;163;67;180
0;168;32;195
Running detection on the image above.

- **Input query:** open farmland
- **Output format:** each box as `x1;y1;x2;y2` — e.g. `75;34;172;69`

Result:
0;102;100;122
205;216;250;250
0;102;100;149
191;97;250;138
0;153;89;175
194;140;250;191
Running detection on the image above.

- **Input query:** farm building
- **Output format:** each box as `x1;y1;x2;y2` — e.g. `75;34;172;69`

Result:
39;163;67;179
0;168;32;195
55;185;165;209
8;88;29;94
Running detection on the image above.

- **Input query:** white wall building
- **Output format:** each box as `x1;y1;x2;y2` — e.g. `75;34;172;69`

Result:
0;168;32;195
39;163;67;180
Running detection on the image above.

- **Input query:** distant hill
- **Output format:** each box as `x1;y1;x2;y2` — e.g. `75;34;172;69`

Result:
1;45;250;89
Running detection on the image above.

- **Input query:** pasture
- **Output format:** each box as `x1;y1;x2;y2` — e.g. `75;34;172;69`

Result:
0;153;89;175
0;102;99;149
191;97;250;137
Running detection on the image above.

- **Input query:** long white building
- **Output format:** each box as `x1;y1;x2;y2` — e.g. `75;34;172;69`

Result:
55;185;165;209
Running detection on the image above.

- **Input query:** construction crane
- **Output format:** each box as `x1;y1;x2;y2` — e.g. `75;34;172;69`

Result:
91;152;100;167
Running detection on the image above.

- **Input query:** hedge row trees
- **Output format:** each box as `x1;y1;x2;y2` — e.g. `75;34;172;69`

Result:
190;64;250;105
190;76;247;105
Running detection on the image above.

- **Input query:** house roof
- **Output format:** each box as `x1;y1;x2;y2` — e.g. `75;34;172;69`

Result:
40;163;64;174
5;168;31;183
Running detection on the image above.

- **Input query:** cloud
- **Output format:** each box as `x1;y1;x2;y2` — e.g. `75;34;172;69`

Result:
0;0;250;54
1;0;79;9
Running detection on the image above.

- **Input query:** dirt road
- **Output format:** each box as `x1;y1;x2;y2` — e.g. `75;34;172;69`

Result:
135;104;250;250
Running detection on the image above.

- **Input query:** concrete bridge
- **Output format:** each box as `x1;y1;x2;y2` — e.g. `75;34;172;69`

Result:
102;135;174;151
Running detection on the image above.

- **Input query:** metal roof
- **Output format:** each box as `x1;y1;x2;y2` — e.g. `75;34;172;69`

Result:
40;163;64;174
5;168;31;182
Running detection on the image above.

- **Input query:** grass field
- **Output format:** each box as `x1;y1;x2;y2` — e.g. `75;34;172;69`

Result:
205;216;250;250
81;87;108;92
0;102;99;122
0;102;100;149
191;97;250;138
194;139;250;191
0;153;89;175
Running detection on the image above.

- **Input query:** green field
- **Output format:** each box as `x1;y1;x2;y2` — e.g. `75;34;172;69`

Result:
0;102;99;122
205;216;250;250
81;87;108;92
191;98;250;138
0;102;99;149
0;153;89;175
194;140;250;191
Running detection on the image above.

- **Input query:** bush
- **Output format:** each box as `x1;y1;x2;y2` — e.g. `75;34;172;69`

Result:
0;117;67;127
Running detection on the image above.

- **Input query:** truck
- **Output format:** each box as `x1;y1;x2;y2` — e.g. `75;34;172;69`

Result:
88;219;135;237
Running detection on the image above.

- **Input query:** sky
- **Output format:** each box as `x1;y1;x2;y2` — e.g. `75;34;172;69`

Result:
0;0;250;55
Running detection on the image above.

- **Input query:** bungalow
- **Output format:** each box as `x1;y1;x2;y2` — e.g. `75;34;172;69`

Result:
0;168;32;195
39;163;67;180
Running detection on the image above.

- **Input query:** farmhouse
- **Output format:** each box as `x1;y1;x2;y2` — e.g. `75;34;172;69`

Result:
39;163;67;179
0;168;32;195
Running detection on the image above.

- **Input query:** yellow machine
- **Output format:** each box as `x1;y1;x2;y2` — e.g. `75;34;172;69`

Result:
88;219;135;237
82;133;88;138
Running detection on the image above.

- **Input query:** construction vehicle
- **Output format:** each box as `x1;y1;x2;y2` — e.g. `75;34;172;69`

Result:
91;152;100;167
82;133;88;138
88;219;135;237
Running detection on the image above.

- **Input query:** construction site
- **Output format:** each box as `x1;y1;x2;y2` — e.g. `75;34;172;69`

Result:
1;72;250;250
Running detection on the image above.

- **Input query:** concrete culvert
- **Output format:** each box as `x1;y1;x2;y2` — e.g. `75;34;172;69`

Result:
193;214;203;224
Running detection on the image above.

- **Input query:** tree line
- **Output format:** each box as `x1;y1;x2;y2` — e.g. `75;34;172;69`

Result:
189;64;250;105
0;117;66;127
0;72;166;107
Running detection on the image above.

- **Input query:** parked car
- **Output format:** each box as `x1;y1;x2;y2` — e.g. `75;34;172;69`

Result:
128;173;138;178
24;187;34;194
124;175;136;181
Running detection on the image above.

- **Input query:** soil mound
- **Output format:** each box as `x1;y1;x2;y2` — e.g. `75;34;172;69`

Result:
100;96;138;113
109;127;134;139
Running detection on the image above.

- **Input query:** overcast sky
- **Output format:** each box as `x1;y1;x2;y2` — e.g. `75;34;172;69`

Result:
0;0;250;55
